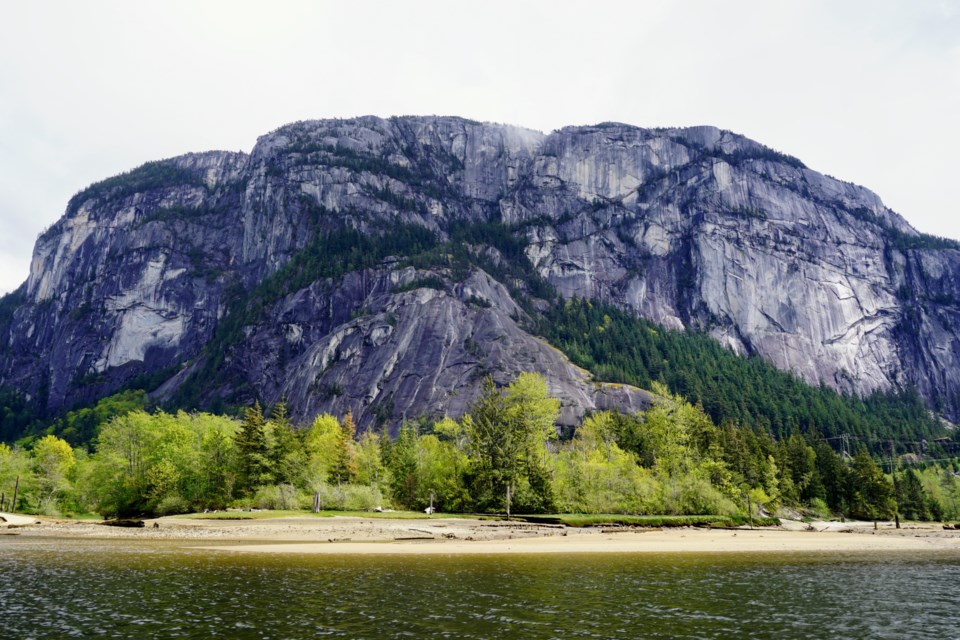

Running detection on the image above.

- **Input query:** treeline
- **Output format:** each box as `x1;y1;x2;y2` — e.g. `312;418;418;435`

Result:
5;216;949;451
65;160;206;217
2;373;957;522
539;298;946;444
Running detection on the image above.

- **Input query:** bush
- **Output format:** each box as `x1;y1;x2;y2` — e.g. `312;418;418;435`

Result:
803;497;833;520
343;485;384;511
155;494;192;516
661;474;739;516
311;482;384;511
252;484;305;510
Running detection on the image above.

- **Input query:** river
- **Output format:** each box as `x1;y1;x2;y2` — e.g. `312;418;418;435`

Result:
2;537;958;639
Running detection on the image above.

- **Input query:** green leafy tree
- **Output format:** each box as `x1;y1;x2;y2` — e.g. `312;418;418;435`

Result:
47;390;148;447
355;431;385;489
31;435;76;513
83;410;166;515
195;414;238;508
303;413;340;488
553;412;660;514
464;374;559;513
415;434;471;512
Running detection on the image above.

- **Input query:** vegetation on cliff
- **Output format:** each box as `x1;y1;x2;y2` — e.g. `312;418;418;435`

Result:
2;373;955;523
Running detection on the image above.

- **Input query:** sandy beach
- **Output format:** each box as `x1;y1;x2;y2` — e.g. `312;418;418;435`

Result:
5;511;960;555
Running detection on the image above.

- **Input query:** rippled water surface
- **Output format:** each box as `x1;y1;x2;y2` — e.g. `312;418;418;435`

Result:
2;537;959;639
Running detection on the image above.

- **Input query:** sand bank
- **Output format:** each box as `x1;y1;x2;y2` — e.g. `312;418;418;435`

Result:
200;526;960;555
6;512;959;555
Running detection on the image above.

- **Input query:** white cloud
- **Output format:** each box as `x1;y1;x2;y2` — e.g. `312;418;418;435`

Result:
1;0;958;294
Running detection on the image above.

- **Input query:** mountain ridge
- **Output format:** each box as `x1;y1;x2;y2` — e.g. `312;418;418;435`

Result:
2;115;958;436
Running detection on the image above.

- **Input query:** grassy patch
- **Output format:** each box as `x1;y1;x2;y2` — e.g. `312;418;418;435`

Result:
174;509;485;520
515;514;780;528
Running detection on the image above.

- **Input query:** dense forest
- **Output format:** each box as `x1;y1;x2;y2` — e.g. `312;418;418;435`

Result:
2;216;956;523
538;298;946;445
1;373;956;522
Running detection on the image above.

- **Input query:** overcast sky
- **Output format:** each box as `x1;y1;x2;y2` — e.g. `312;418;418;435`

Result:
2;0;958;294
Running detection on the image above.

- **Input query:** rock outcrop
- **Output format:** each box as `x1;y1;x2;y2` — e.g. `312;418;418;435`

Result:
2;115;958;430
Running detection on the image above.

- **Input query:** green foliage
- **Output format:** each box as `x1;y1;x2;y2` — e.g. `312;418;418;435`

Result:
82;410;239;516
266;401;305;487
386;421;470;512
329;412;358;485
847;449;896;520
387;421;423;509
896;468;934;521
538;297;946;445
391;275;446;294
0;387;45;444
137;205;212;226
0;442;32;511
463;374;560;513
4;371;958;522
715;146;807;170
524;514;779;528
30;435;76;515
44;390;149;447
66;160;205;216
889;230;960;251
553;413;659;514
234;402;270;495
845;207;960;251
303;413;341;484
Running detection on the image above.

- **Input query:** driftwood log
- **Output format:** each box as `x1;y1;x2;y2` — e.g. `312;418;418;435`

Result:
101;519;145;528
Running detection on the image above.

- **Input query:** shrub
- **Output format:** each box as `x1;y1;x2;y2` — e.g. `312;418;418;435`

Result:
252;484;304;510
155;494;192;516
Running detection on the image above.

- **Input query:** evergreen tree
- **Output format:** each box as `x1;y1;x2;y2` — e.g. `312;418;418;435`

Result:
464;374;559;513
464;378;524;512
268;399;303;486
387;421;421;508
813;439;848;513
329;411;358;485
234;402;270;494
896;468;931;521
848;449;896;520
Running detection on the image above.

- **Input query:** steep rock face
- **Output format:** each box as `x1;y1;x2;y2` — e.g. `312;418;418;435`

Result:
6;151;249;410
2;115;959;426
519;124;960;409
215;267;652;430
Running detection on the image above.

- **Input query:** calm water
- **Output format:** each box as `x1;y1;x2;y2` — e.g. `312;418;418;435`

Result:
2;537;959;639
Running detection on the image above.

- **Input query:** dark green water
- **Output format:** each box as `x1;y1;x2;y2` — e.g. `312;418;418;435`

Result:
2;538;959;639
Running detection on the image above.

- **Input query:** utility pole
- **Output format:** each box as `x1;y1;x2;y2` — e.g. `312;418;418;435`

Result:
505;484;512;520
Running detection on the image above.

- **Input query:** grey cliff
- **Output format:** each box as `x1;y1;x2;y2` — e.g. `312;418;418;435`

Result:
2;116;957;430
